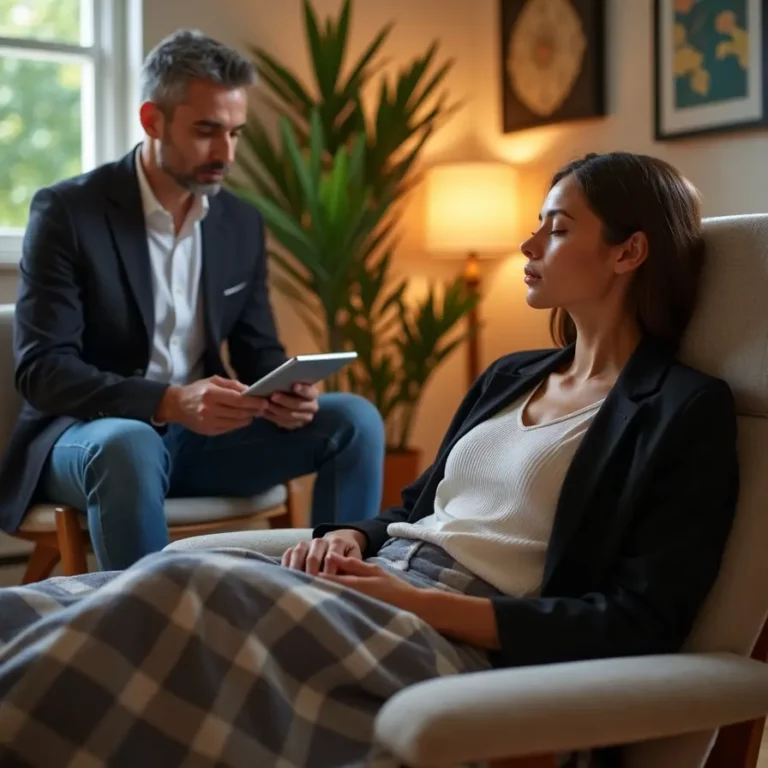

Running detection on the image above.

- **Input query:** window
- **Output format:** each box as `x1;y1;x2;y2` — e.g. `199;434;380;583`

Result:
0;0;142;262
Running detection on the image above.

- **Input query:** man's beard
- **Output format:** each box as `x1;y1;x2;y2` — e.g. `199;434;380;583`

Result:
159;137;228;196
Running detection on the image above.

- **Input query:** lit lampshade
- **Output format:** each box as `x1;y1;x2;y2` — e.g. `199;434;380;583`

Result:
423;162;520;257
422;161;520;389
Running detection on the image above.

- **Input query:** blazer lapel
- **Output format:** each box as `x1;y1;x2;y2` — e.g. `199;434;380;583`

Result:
541;338;672;587
542;389;639;586
200;198;232;350
106;150;154;343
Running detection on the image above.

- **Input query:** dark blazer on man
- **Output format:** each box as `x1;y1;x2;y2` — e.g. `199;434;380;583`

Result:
0;148;288;532
316;339;740;670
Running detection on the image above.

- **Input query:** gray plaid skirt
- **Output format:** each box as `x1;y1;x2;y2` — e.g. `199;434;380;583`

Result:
0;537;508;767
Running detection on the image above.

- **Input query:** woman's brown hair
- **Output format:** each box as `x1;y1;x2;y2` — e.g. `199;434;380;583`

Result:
548;152;705;351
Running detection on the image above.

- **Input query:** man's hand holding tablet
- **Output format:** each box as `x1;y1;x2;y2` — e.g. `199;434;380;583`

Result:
242;352;357;429
153;353;355;436
261;381;320;431
240;352;358;397
242;352;357;431
153;376;266;436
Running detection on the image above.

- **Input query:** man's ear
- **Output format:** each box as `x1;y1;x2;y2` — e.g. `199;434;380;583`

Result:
614;231;649;275
139;101;164;140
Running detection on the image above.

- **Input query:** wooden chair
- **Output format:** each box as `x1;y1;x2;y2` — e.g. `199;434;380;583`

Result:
15;488;301;582
0;304;303;582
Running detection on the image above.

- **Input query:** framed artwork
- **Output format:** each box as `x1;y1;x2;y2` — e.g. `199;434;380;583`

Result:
654;0;768;140
499;0;606;134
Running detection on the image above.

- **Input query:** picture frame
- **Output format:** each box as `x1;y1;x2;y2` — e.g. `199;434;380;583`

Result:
654;0;768;141
499;0;606;134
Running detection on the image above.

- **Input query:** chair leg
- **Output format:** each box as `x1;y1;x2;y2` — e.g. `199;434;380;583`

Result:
706;717;765;768
55;507;88;576
707;614;768;768
22;544;60;584
285;480;304;527
269;481;305;529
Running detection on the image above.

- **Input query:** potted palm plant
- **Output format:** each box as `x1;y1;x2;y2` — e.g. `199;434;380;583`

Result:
232;0;478;505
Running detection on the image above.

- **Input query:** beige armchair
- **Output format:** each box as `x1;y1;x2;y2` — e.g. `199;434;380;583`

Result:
169;213;768;767
0;304;301;582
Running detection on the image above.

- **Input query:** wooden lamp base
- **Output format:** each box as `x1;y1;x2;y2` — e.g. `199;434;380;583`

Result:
464;251;481;388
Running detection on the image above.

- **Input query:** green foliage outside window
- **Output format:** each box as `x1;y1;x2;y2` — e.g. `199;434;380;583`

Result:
0;0;84;229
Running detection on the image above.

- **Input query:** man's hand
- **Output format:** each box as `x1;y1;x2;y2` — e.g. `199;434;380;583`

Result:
318;555;423;611
154;375;267;436
263;382;319;430
281;529;366;575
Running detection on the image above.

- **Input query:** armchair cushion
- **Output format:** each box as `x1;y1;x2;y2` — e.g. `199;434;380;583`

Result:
164;528;312;558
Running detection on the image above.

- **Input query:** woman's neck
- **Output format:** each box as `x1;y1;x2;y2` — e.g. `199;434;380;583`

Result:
566;313;642;384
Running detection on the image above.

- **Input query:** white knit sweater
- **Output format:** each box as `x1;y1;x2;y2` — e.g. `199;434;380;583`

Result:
387;387;604;596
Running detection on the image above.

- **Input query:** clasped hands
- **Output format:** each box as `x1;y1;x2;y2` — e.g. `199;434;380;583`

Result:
281;533;499;650
281;530;424;611
155;375;319;435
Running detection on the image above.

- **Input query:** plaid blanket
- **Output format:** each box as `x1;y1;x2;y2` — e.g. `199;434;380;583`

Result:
0;547;491;767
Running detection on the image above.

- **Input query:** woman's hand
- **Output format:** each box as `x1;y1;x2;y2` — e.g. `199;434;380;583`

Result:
318;554;423;611
281;529;367;575
321;554;502;649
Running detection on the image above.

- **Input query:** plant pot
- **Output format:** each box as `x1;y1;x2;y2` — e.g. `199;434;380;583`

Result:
382;448;422;510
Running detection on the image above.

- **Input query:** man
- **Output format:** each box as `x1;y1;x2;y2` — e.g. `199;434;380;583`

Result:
0;30;385;571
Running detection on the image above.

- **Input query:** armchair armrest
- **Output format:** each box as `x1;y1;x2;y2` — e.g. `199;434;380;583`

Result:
375;652;768;766
165;529;312;558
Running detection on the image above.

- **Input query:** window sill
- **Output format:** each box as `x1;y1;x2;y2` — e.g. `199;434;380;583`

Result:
0;245;20;270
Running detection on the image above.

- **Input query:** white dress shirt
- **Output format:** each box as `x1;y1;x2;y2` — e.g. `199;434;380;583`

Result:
135;148;208;385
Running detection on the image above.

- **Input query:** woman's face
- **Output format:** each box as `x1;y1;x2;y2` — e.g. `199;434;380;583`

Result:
520;174;626;313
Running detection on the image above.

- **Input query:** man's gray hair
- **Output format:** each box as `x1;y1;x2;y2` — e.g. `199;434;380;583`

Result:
140;29;255;109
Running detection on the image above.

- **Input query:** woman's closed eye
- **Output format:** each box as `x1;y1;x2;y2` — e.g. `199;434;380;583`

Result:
529;226;568;237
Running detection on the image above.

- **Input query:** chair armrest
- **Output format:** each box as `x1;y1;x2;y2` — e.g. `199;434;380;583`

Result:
164;529;313;558
375;652;768;766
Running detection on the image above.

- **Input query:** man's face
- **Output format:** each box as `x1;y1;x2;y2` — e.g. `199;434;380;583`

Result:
148;78;248;195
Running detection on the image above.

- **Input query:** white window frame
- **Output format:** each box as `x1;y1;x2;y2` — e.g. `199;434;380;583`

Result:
0;0;143;265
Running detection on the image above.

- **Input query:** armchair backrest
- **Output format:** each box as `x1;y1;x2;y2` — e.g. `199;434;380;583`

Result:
626;214;768;767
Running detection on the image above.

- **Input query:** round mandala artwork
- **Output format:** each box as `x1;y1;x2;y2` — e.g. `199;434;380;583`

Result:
507;0;587;117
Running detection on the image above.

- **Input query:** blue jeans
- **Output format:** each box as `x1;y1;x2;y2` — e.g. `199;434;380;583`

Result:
39;393;385;570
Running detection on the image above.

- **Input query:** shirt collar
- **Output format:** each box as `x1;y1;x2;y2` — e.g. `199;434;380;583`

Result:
134;145;209;224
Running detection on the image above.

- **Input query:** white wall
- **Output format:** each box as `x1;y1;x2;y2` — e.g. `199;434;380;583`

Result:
470;0;768;366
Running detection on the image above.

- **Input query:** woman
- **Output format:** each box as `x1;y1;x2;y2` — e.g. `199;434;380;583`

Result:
0;153;738;768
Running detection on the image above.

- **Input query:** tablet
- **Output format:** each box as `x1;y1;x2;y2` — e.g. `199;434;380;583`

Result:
241;352;358;397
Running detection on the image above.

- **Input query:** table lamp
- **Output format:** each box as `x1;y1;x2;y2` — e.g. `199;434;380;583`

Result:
423;161;520;386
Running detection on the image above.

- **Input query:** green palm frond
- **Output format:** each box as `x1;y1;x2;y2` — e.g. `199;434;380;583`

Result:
233;0;475;449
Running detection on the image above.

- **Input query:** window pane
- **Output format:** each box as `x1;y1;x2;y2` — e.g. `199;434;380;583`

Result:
0;54;84;229
0;0;88;45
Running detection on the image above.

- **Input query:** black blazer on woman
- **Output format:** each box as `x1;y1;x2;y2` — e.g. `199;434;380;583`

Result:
316;338;740;669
